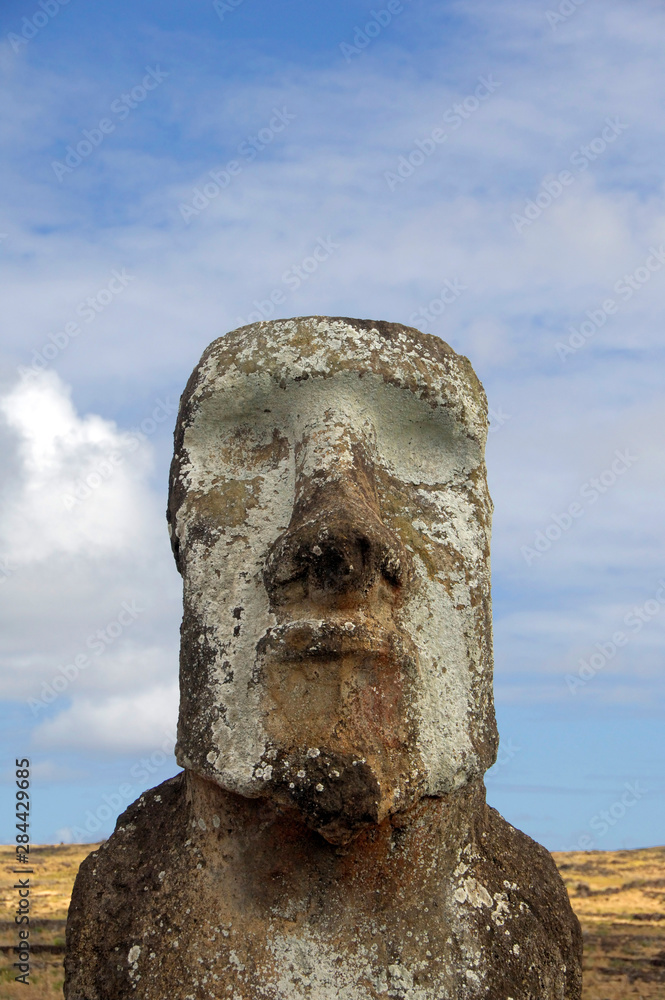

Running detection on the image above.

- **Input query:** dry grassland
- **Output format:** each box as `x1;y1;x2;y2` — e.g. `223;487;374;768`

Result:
552;846;665;999
0;843;663;999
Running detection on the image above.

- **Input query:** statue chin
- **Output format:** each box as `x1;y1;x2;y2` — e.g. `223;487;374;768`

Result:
258;747;421;845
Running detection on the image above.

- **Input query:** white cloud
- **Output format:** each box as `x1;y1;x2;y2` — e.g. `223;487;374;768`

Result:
26;760;87;783
0;371;155;561
0;372;181;756
1;642;177;705
33;686;179;754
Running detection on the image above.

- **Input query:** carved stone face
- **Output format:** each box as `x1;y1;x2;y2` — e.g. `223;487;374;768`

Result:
168;318;497;843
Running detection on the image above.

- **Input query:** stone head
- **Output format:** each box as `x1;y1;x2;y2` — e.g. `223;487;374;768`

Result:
167;317;497;843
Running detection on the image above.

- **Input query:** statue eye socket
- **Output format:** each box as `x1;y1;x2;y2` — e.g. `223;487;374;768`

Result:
375;418;464;485
216;422;290;477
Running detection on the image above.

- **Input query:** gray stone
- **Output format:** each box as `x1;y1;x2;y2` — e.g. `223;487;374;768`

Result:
65;317;582;999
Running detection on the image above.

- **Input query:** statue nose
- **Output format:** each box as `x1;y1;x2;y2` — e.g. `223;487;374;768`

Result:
263;479;411;605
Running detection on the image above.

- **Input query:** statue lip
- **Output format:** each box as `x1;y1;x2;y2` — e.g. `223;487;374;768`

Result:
256;618;402;663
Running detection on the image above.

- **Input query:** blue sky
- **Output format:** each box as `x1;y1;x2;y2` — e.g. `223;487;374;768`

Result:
0;0;663;850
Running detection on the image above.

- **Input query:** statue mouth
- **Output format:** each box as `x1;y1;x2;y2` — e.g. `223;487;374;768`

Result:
256;618;406;665
249;621;423;845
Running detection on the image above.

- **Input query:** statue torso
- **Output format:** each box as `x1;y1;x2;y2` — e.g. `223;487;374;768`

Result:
65;772;582;1000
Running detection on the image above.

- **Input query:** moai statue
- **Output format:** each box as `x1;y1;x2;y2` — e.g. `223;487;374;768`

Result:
65;318;582;999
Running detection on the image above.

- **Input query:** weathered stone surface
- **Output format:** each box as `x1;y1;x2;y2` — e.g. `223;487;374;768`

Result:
66;771;581;999
65;317;582;998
